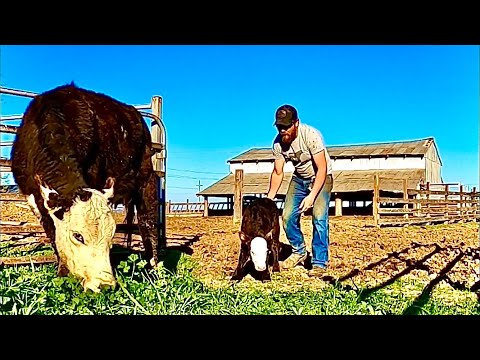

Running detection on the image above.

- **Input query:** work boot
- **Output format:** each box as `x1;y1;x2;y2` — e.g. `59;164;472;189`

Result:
308;266;327;278
281;253;307;269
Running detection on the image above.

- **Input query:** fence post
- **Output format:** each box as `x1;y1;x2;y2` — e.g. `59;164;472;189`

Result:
335;197;342;216
415;183;421;217
403;178;408;219
473;187;477;222
233;169;243;224
426;182;430;218
444;184;449;219
373;174;379;227
459;185;463;219
203;198;208;217
166;200;171;215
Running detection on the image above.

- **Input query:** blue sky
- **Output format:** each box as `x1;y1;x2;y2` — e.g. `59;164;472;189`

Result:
0;45;478;202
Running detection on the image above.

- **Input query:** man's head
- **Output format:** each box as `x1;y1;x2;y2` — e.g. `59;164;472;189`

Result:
275;104;299;144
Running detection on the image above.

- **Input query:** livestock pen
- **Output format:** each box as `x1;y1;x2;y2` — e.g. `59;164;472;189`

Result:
372;175;479;227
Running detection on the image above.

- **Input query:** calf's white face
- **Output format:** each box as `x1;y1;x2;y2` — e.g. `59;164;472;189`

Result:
250;237;268;272
39;180;117;293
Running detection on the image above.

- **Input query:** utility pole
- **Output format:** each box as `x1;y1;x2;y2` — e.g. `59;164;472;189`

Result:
197;180;203;201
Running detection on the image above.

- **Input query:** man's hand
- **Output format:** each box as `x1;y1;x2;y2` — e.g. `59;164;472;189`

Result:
299;193;315;213
267;158;285;201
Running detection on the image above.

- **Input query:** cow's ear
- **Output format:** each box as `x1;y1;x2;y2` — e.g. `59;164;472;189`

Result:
102;177;115;200
239;231;250;243
35;174;63;222
77;189;93;202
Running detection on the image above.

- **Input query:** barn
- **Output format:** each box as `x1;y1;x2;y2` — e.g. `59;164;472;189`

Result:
197;137;444;216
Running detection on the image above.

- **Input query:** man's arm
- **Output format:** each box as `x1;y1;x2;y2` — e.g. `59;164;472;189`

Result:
298;150;327;213
309;150;328;198
267;158;285;199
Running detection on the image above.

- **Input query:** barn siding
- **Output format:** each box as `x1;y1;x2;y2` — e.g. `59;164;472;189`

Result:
331;157;424;171
230;162;295;174
230;156;425;174
425;144;442;183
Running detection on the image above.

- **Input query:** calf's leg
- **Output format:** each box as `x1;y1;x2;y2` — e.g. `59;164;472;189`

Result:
271;240;281;273
231;245;250;281
266;228;281;273
258;269;271;282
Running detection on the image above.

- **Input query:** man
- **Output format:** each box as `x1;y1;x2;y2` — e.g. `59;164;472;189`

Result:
266;104;333;277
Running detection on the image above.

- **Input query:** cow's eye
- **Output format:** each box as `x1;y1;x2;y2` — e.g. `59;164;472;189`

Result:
72;232;85;244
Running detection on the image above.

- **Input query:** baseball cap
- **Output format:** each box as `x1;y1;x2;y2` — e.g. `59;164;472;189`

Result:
275;104;298;127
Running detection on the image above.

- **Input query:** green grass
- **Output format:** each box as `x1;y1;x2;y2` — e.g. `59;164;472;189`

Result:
1;250;478;315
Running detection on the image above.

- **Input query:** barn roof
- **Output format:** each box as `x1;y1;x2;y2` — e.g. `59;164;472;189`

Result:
228;137;438;163
197;169;426;197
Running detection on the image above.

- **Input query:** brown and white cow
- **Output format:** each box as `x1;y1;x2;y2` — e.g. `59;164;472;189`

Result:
11;83;163;293
231;197;281;282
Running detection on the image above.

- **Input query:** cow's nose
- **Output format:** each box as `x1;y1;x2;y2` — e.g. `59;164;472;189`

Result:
83;278;102;293
99;272;116;287
82;273;116;293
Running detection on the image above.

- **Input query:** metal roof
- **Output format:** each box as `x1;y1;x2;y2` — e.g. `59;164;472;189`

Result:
198;172;292;197
228;137;437;163
198;169;425;197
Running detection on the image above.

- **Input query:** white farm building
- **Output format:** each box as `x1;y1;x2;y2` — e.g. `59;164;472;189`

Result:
197;137;444;216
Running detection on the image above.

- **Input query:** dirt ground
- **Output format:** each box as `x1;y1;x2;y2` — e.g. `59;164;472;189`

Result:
167;214;479;293
2;201;479;294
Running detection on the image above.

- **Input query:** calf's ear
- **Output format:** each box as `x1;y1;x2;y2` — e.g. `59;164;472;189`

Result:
102;177;115;200
265;229;274;241
239;231;251;242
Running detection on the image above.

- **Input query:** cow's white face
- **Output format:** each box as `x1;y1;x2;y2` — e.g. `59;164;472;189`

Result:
39;179;117;293
250;237;268;272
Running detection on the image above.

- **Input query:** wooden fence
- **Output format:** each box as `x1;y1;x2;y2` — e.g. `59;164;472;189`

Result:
167;200;207;216
373;175;479;227
165;198;285;217
0;194;272;218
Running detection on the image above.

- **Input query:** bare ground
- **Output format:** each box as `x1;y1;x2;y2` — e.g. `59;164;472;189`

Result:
166;214;479;296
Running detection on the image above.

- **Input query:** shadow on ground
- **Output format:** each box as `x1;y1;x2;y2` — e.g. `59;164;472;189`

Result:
316;242;480;314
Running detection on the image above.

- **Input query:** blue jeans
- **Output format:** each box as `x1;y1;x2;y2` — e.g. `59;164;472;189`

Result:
283;174;333;268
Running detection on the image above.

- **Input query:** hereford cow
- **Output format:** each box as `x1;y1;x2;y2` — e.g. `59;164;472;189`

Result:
10;83;162;293
231;197;281;282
